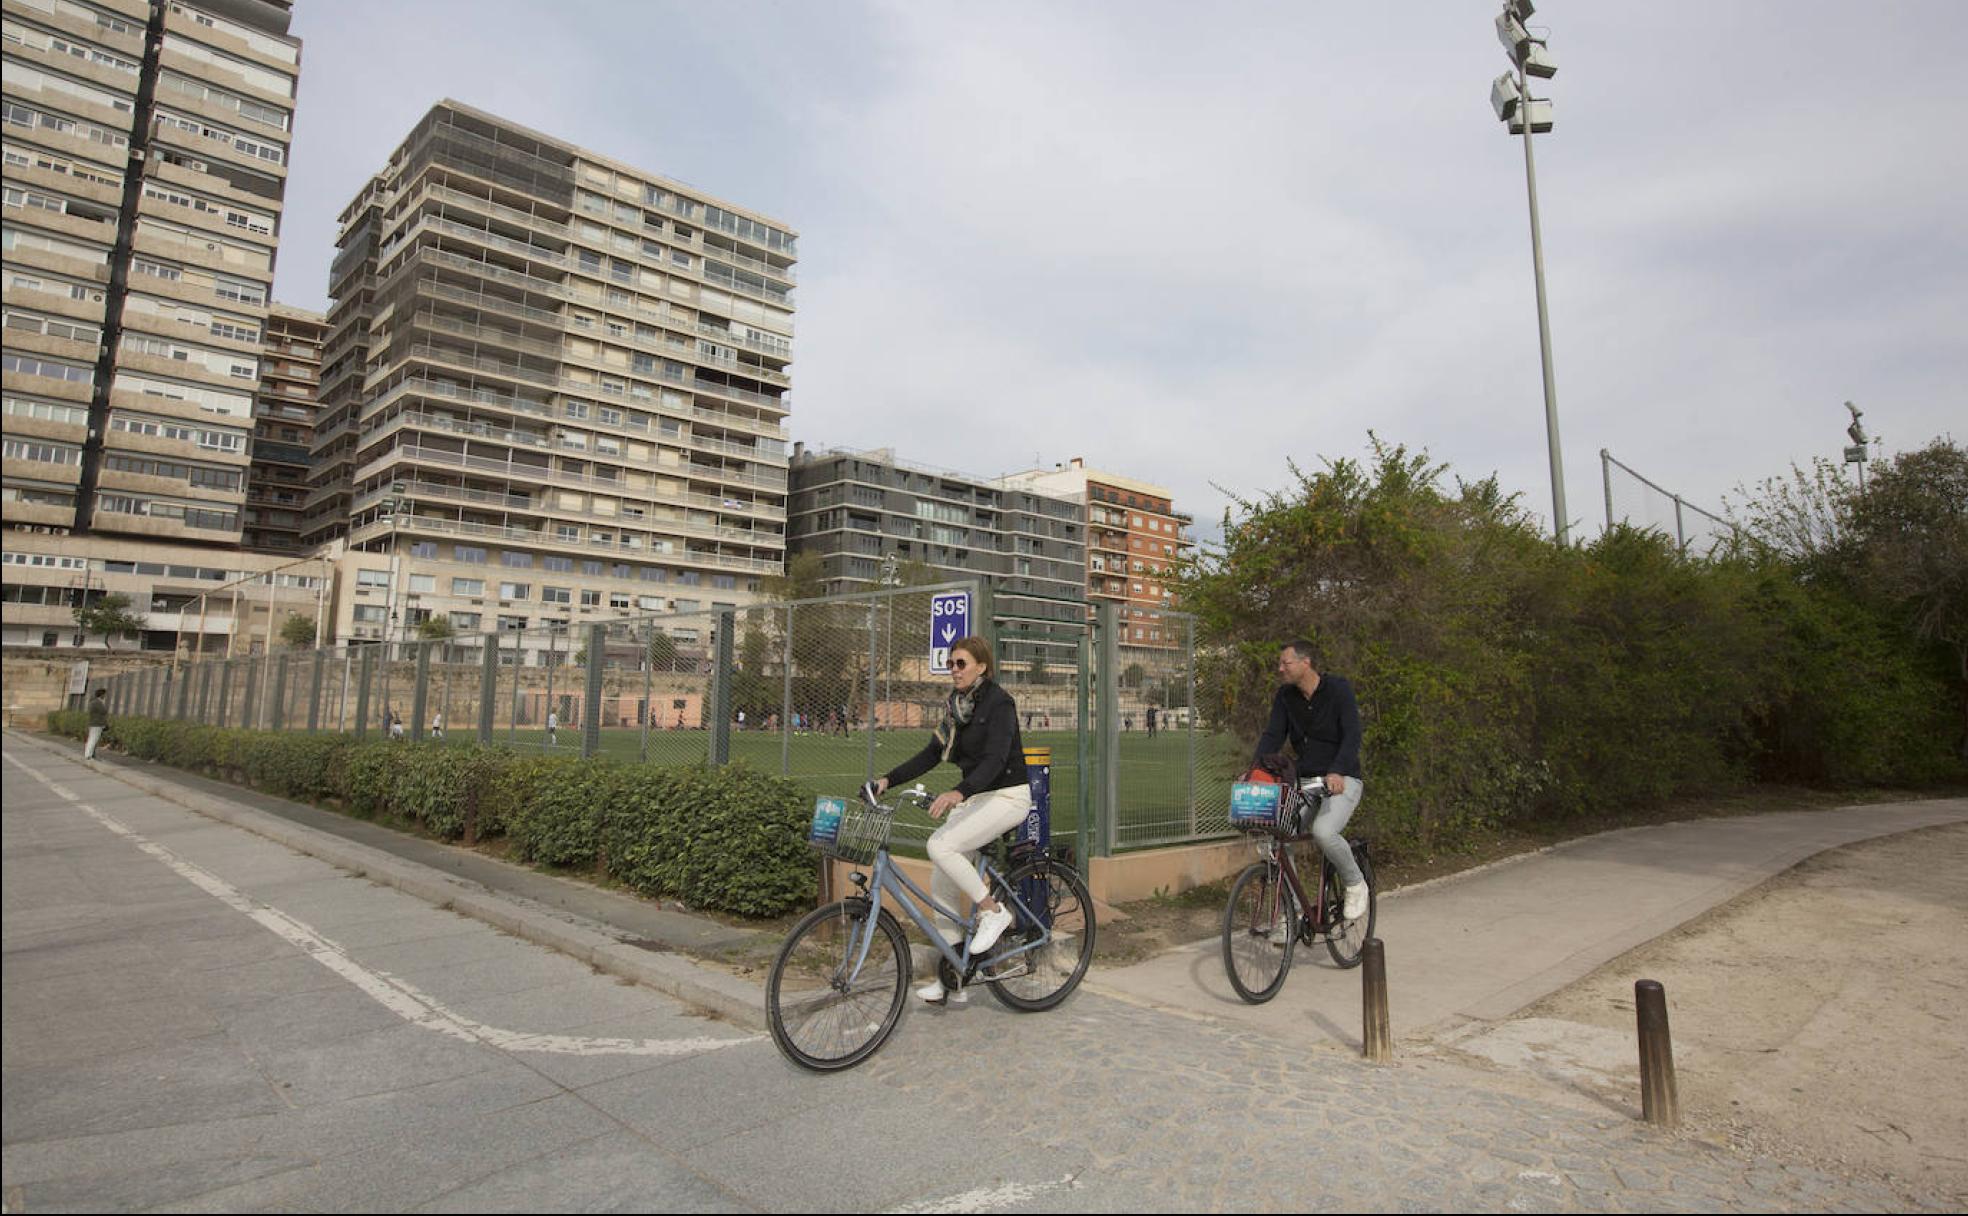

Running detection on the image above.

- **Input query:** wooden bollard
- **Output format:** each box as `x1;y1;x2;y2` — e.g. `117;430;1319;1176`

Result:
1362;938;1391;1063
1635;978;1679;1126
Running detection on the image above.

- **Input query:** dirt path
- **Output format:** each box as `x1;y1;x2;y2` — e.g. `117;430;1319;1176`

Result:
1438;821;1968;1209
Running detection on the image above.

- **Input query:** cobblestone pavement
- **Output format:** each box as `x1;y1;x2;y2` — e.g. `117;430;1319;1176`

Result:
2;738;1931;1212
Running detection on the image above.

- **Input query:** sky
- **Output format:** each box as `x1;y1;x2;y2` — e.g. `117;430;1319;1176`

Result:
272;1;1967;549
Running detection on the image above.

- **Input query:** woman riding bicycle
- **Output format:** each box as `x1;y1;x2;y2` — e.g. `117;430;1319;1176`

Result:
868;634;1031;1004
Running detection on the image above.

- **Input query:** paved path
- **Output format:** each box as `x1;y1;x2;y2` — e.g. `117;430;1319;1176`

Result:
4;732;1951;1211
1090;798;1968;1049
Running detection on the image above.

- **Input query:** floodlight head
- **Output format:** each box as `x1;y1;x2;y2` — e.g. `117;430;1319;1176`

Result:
1507;99;1554;134
1522;40;1558;79
1848;421;1869;445
1491;72;1522;121
1506;0;1536;22
1496;12;1531;60
1844;400;1863;422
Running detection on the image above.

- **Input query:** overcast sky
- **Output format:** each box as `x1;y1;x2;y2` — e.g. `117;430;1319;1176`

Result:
273;1;1966;547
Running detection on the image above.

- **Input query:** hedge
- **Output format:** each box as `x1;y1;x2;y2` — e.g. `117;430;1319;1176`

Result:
43;712;819;917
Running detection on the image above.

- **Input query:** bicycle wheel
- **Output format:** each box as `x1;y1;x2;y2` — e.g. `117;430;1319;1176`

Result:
1324;846;1376;969
766;899;910;1071
986;860;1097;1012
1222;860;1296;1004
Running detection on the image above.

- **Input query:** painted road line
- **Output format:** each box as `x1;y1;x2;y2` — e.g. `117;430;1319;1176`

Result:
5;750;759;1059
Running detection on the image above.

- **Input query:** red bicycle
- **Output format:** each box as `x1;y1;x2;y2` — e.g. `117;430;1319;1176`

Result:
1221;778;1377;1003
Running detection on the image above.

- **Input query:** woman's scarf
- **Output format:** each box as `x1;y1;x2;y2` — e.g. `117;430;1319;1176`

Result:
934;679;985;762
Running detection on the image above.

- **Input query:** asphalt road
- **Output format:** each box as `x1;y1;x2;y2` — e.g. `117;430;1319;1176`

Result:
0;737;1922;1212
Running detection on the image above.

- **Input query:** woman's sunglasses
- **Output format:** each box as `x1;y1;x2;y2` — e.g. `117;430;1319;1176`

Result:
949;658;971;671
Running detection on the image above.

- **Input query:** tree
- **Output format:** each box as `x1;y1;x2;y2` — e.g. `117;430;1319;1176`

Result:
416;615;455;642
646;626;679;672
278;614;318;649
73;593;145;652
1122;662;1147;690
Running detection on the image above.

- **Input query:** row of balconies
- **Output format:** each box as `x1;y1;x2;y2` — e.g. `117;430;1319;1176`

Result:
346;512;782;575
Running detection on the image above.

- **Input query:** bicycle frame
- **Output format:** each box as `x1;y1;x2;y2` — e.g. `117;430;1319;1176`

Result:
844;848;1052;984
1257;790;1335;938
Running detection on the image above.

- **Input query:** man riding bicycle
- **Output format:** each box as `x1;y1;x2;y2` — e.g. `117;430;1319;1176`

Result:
1253;639;1368;921
868;634;1031;1005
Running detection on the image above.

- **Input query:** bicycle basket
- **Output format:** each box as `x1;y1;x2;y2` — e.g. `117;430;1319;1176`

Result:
1229;781;1287;831
809;796;895;864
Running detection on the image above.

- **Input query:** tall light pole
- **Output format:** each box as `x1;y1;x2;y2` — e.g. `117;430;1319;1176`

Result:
1491;0;1569;544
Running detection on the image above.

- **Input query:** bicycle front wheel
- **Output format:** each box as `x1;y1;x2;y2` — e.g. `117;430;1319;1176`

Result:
1324;847;1377;969
766;899;910;1071
1223;860;1296;1003
986;860;1097;1012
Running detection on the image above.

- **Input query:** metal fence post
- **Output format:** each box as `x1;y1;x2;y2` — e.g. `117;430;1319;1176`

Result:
582;623;605;758
509;630;523;747
1186;614;1199;838
354;646;374;740
862;599;879;782
176;666;191;720
411;640;433;745
308;649;325;731
216;661;232;728
198;663;213;724
271;653;289;730
974;577;997;658
1096;601;1120;857
240;659;259;728
478;633;497;745
1076;632;1092;877
639;621;654;763
709;608;734;766
780;603;795;776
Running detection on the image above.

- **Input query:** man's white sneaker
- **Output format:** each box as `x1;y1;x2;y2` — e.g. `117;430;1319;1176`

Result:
969;906;1015;956
1342;882;1369;921
915;979;966;1005
1269;919;1293;947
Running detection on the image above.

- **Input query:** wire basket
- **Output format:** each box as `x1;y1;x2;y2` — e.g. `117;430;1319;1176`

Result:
809;798;896;865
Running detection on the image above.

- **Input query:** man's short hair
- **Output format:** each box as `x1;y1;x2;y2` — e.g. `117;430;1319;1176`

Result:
1282;639;1318;664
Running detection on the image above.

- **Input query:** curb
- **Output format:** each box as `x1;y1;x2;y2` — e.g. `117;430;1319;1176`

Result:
6;730;770;1031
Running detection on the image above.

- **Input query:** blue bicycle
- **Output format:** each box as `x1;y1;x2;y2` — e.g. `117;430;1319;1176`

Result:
766;785;1097;1071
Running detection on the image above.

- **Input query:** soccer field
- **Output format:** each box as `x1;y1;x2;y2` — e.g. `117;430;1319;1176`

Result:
478;723;1247;849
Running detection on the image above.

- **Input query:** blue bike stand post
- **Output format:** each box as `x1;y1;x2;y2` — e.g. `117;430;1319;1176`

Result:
1019;746;1051;927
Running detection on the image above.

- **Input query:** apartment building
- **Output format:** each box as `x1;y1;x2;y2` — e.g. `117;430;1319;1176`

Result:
786;444;1086;668
3;0;301;653
241;300;322;552
298;102;796;653
1000;458;1193;649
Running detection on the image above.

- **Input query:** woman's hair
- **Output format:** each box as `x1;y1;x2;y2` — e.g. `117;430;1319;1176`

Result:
951;635;994;678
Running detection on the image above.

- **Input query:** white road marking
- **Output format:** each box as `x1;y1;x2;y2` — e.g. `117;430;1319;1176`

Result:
5;750;758;1058
885;1174;1081;1213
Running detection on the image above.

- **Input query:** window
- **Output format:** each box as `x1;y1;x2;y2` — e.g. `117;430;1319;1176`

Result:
353;605;386;623
641;566;664;582
543;555;573;572
356;569;390;588
609;592;631;609
408;575;436;593
541;586;571;604
582;560;604;576
410;541;438;558
580;589;602;607
501;552;532;568
499;582;530;600
449;612;481;631
455;546;486;563
638;595;661;611
498;615;527;631
452;577;484;596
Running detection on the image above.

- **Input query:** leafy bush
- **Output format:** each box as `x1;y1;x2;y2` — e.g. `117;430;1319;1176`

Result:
46;716;822;918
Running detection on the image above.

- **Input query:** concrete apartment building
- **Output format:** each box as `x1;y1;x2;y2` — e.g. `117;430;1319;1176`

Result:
297;102;796;655
241;300;322;552
1001;459;1193;649
786;444;1086;669
2;0;316;658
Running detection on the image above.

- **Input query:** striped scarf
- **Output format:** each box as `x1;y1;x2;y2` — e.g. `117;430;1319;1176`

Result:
934;680;984;762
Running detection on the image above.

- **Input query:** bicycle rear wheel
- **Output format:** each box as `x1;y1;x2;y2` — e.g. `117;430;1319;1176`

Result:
1222;860;1296;1003
766;899;910;1071
987;860;1097;1012
1324;846;1376;969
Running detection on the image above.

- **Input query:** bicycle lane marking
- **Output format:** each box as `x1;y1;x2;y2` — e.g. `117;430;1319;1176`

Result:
3;750;760;1059
883;1173;1082;1214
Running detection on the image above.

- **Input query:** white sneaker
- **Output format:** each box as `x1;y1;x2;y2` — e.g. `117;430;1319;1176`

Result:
915;979;966;1005
969;906;1015;956
1269;918;1293;946
1342;882;1369;921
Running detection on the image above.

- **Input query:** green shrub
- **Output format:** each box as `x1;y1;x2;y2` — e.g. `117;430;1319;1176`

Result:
601;763;816;917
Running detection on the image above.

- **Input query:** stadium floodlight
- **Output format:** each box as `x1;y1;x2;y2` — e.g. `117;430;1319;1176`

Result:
1490;1;1568;544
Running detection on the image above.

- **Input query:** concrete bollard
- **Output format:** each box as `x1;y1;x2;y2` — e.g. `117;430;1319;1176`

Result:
1362;938;1392;1063
1636;978;1679;1126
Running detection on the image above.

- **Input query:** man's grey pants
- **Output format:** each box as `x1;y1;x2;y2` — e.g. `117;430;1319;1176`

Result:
1307;778;1365;887
84;726;104;760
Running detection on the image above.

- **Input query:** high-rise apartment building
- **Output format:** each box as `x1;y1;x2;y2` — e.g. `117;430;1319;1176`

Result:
300;102;796;649
241;300;322;552
1001;459;1193;649
786;444;1086;668
3;0;305;655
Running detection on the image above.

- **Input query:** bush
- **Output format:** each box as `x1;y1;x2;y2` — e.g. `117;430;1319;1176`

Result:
45;716;823;919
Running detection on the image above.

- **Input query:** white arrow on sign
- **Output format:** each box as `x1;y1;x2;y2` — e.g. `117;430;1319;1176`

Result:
941;625;956;643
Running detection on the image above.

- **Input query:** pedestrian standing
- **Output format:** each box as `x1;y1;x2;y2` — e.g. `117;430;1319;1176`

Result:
546;708;559;746
84;687;109;760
